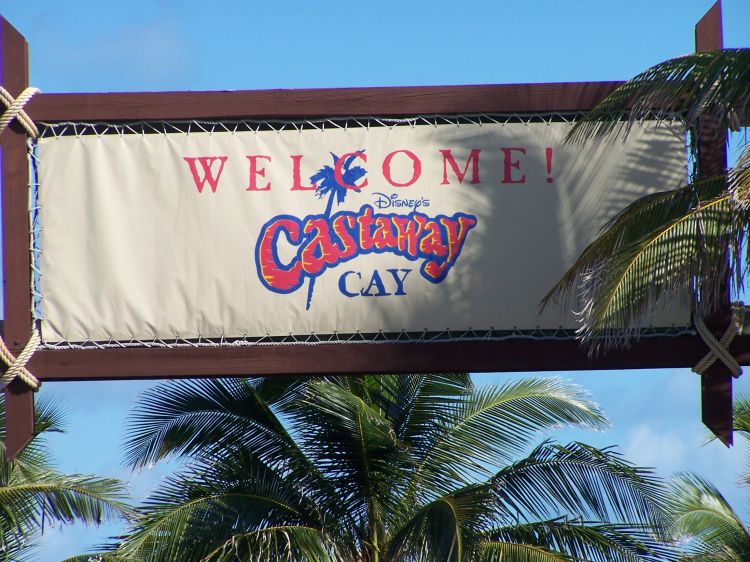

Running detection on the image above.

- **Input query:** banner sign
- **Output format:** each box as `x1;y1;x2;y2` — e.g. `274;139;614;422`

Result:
36;121;688;344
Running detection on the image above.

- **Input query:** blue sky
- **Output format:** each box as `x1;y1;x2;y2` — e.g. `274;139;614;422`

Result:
2;0;750;559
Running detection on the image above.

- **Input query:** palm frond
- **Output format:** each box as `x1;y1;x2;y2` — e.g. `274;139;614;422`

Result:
0;473;132;529
60;554;121;562
285;380;411;532
668;472;750;561
0;396;132;557
546;48;750;349
730;143;750;207
386;373;472;445
543;175;727;307
411;378;609;495
387;484;496;562
567;49;750;143
116;450;330;562
328;374;471;451
731;393;750;437
485;518;678;562
731;392;750;495
492;442;669;532
31;395;66;435
202;526;335;562
543;175;746;350
0;395;66;481
0;528;36;562
115;375;674;561
123;378;298;471
249;376;312;408
480;541;572;562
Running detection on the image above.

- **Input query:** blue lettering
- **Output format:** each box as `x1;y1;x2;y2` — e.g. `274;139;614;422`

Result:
386;268;411;296
338;270;361;298
362;270;390;297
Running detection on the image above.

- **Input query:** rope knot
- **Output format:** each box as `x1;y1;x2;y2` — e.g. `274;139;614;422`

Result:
0;86;40;139
692;302;744;377
0;330;41;391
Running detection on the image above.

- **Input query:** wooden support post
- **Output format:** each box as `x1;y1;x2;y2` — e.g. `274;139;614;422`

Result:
695;1;733;445
0;18;35;458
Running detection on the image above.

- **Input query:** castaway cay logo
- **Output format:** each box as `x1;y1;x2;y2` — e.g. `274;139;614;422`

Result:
254;151;478;310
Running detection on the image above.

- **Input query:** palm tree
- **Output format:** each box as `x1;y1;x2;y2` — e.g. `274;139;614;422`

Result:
730;394;750;486
657;394;750;561
668;473;750;561
305;151;366;310
99;374;675;561
0;394;132;561
543;49;750;347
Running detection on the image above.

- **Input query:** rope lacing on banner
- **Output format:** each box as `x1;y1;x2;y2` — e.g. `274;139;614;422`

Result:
692;302;745;377
0;87;40;139
0;85;41;391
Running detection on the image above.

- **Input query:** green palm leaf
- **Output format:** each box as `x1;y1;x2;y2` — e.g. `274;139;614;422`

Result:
481;541;572;562
731;142;750;207
387;483;497;562
546;47;750;347
116;449;330;562
491;442;668;532
411;378;609;495
202;525;336;562
344;373;471;444
731;393;750;490
0;395;131;559
124;378;298;469
566;49;750;143
284;380;412;551
668;473;750;561
60;555;121;562
0;471;131;527
115;375;671;561
0;396;66;484
543;175;747;348
485;519;677;562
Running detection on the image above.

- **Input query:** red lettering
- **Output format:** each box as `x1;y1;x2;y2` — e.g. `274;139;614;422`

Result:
257;218;303;292
331;215;358;261
501;148;526;184
183;156;228;193
419;222;447;258
246;155;272;191
392;215;425;256
358;206;377;251
290;155;316;191
440;149;481;185
382;150;422;188
301;219;341;275
372;217;398;250
334;152;368;190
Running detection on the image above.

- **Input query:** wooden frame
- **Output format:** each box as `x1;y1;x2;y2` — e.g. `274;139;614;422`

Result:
0;2;739;457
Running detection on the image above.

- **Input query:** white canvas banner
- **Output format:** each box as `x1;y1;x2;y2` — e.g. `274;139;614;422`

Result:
36;121;688;343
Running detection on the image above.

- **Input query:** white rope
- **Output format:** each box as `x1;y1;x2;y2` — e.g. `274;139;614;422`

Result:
36;113;606;138
0;329;41;391
37;113;686;140
0;86;40;139
36;325;696;351
0;87;42;391
692;302;744;377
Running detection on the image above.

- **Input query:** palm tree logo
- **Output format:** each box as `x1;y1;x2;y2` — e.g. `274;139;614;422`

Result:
305;150;367;310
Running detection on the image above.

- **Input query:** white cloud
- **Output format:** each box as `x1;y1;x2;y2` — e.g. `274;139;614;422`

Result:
623;423;687;475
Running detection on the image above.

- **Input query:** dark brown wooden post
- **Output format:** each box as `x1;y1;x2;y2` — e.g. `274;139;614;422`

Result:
694;1;733;445
0;18;35;458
